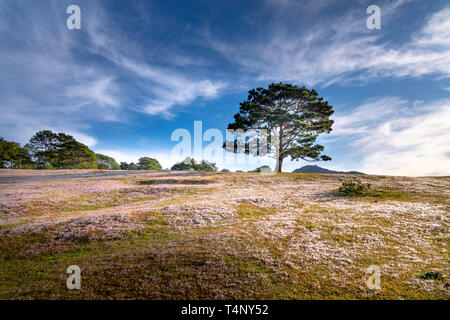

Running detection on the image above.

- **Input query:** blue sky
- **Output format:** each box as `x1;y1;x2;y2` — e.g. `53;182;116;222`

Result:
0;0;449;175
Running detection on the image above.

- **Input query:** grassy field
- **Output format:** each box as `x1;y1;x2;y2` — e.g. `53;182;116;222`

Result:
0;169;448;299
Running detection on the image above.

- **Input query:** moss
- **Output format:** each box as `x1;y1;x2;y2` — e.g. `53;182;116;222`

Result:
234;202;276;218
0;220;29;230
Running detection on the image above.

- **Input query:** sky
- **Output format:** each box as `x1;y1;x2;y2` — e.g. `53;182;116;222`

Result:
0;0;449;175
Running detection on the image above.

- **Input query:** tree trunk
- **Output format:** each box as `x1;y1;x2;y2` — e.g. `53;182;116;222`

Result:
276;157;283;173
277;126;283;173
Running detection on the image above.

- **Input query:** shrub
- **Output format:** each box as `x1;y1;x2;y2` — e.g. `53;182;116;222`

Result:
337;180;372;196
419;271;444;281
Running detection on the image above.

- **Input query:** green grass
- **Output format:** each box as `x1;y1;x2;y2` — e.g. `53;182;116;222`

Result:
234;202;276;218
1;172;448;300
0;220;29;230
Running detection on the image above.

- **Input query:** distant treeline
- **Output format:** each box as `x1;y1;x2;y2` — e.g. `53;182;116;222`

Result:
0;130;162;170
0;131;220;172
170;157;218;172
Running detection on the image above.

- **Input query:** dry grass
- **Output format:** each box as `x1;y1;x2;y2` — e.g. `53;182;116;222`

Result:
0;170;448;299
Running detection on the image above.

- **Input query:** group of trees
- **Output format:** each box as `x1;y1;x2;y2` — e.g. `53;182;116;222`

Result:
0;131;162;171
24;131;97;169
1;131;97;169
171;157;218;172
120;157;162;171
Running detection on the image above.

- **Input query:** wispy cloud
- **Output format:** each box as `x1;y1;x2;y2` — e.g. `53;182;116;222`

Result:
66;77;120;109
85;6;226;118
0;0;121;143
0;0;226;145
331;98;450;176
204;1;450;86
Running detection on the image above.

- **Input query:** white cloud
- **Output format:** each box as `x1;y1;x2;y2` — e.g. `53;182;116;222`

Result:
332;97;410;136
66;77;120;109
205;2;450;86
0;0;226;146
66;132;98;148
85;11;226;118
332;98;450;176
0;1;123;144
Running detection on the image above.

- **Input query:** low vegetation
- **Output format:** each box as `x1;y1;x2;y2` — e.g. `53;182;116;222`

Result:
337;180;373;196
0;170;448;299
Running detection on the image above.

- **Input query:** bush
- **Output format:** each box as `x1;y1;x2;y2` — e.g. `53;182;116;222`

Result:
171;157;217;172
337;180;372;196
419;271;444;281
137;157;162;170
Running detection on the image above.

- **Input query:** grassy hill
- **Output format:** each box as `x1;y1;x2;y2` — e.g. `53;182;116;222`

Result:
0;170;448;299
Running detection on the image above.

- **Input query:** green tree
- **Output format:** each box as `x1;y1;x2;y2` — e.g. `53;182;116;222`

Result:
24;130;59;168
137;157;162;170
128;162;139;170
26;131;97;169
96;154;120;170
195;160;217;172
0;137;34;169
171;157;217;172
120;162;129;170
51;133;97;169
171;157;196;171
226;83;334;172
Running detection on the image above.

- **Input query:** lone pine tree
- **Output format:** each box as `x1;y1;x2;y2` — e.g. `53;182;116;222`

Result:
227;83;334;172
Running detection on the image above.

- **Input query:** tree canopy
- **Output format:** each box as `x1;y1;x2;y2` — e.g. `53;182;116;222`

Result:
0;137;34;169
226;83;334;172
25;131;97;169
1;131;163;171
96;154;120;170
137;157;162;170
171;157;217;172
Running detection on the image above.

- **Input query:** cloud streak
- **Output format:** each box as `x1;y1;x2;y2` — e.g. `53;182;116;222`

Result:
0;0;226;146
84;6;226;118
205;1;450;86
331;98;450;176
